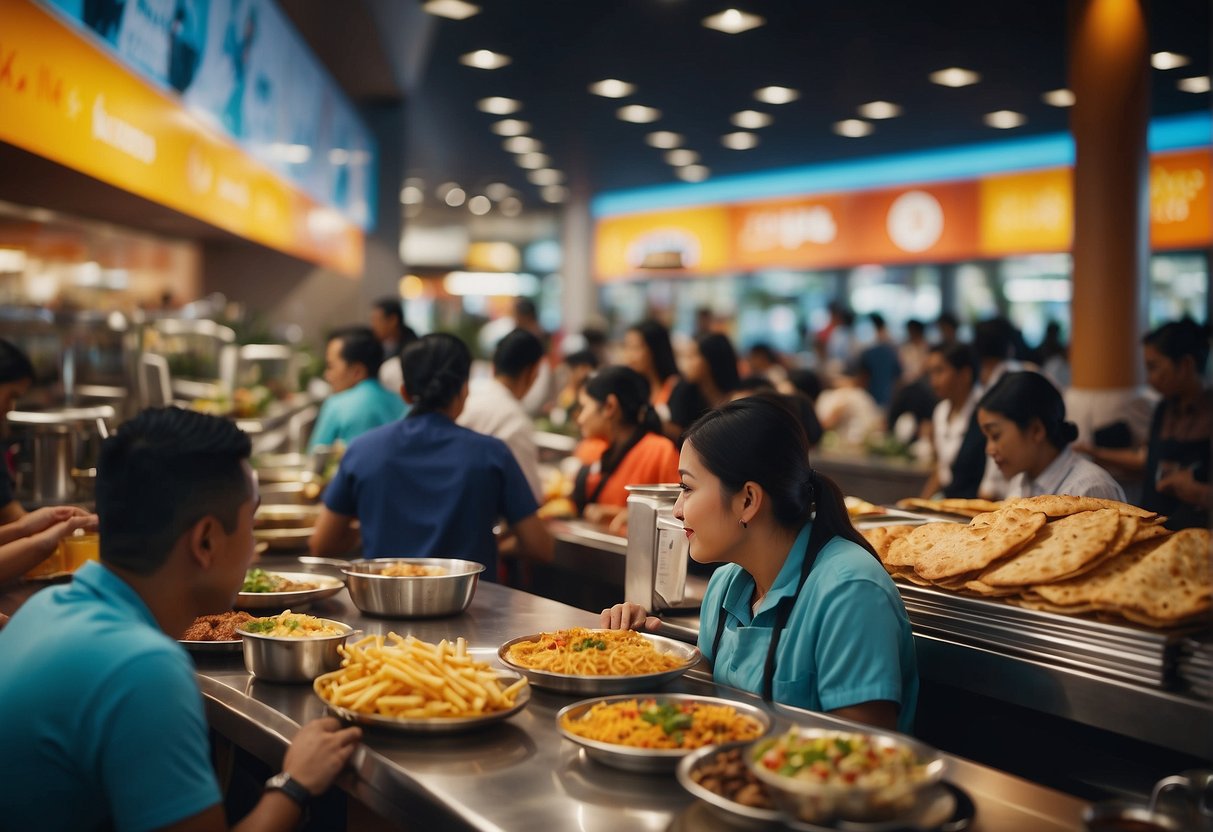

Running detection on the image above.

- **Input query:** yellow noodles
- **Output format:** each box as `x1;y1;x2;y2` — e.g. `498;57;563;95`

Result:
561;698;765;750
506;627;685;676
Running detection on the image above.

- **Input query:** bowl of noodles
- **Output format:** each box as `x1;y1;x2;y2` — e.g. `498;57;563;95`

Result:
556;694;771;772
342;558;484;618
498;627;700;694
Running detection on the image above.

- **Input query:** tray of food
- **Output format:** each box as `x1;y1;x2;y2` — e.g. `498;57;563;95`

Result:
556;693;770;772
236;568;345;610
499;627;700;694
179;611;256;652
315;632;530;733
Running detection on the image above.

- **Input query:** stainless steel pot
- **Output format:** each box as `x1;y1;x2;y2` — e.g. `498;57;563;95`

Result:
240;619;354;683
7;406;113;504
342;558;485;618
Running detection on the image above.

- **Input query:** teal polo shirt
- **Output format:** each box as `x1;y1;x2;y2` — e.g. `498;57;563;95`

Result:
0;562;220;831
698;523;919;734
309;378;407;450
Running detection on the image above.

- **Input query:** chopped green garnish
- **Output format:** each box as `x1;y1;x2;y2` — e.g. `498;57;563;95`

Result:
571;637;607;652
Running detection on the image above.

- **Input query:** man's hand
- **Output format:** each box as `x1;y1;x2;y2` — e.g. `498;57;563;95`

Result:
281;717;362;796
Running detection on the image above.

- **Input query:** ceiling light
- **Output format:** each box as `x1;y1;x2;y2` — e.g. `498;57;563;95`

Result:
527;168;565;186
984;110;1026;129
460;50;511;70
500;196;523;217
444;187;467;207
664;149;699;166
721;131;759;150
929;67;981;87
484;183;514;201
399;185;424;205
1178;75;1210;93
422;0;479;20
1151;51;1190;70
857;101;902;119
617;105;661;123
477;97;522;115
436;182;461;198
491;119;531;136
541;185;567;203
645;131;684;149
503;136;542;154
328;149;350;165
702;8;765;34
730;110;772;129
833;119;873;137
677;165;710;182
1042;88;1075;107
753;86;799;105
467;195;492;215
268;142;311;163
589;79;636;98
516;152;551;169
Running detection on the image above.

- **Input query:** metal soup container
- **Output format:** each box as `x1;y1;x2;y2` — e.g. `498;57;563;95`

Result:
342;558;485;618
239;618;354;683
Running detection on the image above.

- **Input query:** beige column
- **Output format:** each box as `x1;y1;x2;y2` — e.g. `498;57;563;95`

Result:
1065;0;1151;438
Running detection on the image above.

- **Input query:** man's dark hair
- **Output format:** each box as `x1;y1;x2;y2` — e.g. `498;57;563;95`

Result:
973;317;1016;362
1144;317;1210;374
372;297;403;325
330;326;385;377
514;298;538;321
906;319;926;338
870;312;887;331
0;339;35;385
564;349;600;370
97;407;252;575
493;329;545;377
747;343;778;364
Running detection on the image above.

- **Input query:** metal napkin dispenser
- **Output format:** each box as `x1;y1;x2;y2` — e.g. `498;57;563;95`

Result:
624;484;703;613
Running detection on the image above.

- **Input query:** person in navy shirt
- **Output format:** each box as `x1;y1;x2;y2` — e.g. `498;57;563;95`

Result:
311;333;553;575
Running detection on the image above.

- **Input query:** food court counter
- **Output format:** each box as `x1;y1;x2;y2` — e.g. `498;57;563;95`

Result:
187;583;1086;831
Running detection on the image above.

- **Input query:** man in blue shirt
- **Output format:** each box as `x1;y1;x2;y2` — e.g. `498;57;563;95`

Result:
309;326;407;450
0;407;361;832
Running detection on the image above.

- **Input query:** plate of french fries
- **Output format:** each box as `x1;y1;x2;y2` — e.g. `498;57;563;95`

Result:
313;632;531;732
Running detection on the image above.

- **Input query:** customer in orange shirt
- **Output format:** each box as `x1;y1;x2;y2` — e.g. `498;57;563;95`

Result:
574;366;680;531
622;320;681;423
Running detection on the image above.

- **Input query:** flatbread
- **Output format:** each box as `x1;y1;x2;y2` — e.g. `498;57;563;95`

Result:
1092;528;1213;621
862;525;917;563
1002;495;1157;521
1031;536;1166;607
904;508;1047;581
1117;608;1212;629
1044;514;1141;583
896;497;1005;517
1008;597;1106;615
961;579;1021;597
981;509;1121;587
1131;522;1171;543
846;496;885;518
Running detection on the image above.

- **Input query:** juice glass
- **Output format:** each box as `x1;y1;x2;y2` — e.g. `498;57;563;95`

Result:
62;532;100;571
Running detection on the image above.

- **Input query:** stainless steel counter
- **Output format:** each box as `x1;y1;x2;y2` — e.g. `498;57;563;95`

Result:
188;582;1088;831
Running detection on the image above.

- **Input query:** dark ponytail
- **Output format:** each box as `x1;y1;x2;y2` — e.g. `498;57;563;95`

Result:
584;366;663;435
978;371;1076;450
683;393;877;559
401;333;471;415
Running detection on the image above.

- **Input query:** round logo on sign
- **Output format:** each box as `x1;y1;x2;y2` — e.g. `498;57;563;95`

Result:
887;190;944;253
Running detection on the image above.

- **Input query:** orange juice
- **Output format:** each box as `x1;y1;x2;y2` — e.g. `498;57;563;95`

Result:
62;532;100;571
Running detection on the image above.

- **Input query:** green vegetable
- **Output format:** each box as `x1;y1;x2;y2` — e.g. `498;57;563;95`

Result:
640;703;694;736
571;637;607;652
243;619;276;633
242;568;278;593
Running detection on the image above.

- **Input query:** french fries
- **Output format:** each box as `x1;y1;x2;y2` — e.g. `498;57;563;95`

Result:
315;633;528;719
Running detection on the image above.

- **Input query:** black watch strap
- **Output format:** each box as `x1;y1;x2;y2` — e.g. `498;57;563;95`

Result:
265;772;311;808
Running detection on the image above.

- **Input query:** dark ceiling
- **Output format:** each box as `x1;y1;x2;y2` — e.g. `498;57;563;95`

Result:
395;0;1210;213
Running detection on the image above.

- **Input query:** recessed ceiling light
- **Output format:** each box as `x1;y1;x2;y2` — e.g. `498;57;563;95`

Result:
1151;51;1190;70
484;183;514;201
500;196;523;217
722;131;759;150
984;110;1026;129
1041;88;1075;107
1178;75;1210;93
477;97;522;115
422;0;480;20
753;86;799;105
527;168;565;186
730;110;772;129
646;131;684;149
677;165;710;182
460;50;511;70
444;187;467;207
834;119;873;137
702;8;765;34
503;136;542;154
857;101;902;119
617;105;661;123
516;152;551;169
589;79;636;98
467;195;492;215
664;149;700;166
541;185;567;203
399;185;424;205
929;67;981;87
491;119;531;137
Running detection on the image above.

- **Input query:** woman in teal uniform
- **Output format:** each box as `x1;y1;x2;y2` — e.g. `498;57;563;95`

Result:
602;394;918;733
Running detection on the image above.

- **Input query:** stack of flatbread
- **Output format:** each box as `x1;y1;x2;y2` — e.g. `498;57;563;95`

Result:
895;497;1006;518
863;495;1212;629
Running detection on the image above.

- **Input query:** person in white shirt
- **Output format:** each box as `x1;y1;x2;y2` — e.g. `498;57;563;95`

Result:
920;343;982;499
458;329;545;502
977;371;1125;501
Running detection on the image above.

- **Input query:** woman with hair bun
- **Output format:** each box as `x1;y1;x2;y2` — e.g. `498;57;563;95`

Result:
574;366;679;529
977;371;1124;500
602;394;917;732
311;333;553;576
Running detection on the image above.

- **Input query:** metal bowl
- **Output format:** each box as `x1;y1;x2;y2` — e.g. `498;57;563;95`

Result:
556;694;772;773
236;571;345;610
676;742;784;830
498;630;700;695
255;504;321;529
239;617;355;683
746;728;947;825
342;558;485;618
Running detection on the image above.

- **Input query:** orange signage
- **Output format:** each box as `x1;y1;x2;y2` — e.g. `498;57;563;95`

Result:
852;182;981;263
733;195;848;269
0;0;363;275
594;206;732;281
1149;150;1211;249
979;168;1073;255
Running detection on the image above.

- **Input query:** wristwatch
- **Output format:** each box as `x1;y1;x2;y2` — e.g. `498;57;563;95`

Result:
265;771;312;809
